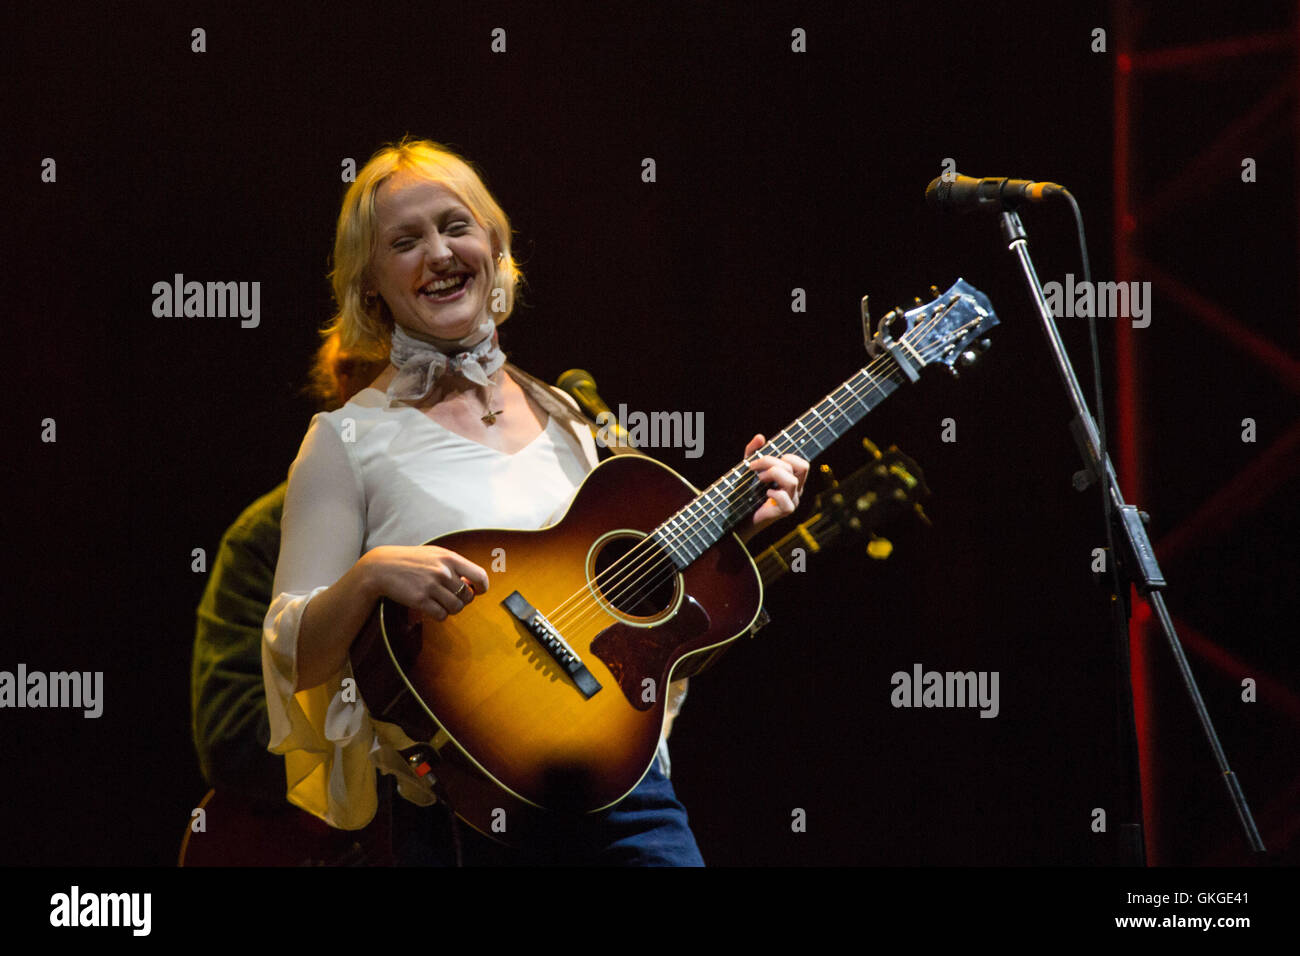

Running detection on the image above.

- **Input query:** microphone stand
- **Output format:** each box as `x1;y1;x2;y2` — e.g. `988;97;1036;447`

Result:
997;208;1266;864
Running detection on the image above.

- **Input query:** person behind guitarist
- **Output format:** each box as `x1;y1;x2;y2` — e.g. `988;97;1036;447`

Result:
191;334;387;806
262;137;809;865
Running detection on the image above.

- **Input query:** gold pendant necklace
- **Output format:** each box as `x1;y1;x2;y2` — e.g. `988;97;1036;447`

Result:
480;382;503;426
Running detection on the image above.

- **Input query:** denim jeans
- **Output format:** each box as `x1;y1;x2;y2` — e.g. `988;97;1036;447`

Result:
389;764;705;867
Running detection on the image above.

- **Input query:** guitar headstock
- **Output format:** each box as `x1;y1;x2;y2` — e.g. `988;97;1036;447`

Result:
813;439;931;554
868;278;998;378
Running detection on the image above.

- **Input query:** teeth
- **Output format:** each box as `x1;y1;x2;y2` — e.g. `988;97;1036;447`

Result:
423;275;465;294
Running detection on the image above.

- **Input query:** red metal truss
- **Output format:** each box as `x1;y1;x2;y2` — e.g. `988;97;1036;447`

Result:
1113;3;1300;865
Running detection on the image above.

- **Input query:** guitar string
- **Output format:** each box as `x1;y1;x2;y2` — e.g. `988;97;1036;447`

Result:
549;302;971;631
544;311;967;640
548;346;923;638
545;312;962;638
553;314;971;637
544;356;898;634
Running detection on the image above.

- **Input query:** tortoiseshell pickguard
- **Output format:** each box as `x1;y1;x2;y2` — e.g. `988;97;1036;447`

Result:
589;596;710;710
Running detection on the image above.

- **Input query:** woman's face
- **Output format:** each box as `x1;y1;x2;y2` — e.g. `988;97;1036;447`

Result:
369;172;497;342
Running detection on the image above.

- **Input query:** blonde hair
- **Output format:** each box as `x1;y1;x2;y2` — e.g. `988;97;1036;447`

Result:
304;331;390;410
323;137;521;358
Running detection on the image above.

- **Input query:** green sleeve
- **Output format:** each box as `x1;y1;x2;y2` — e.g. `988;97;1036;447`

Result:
190;483;288;804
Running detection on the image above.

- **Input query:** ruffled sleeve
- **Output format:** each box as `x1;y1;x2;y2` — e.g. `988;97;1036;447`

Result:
260;414;384;830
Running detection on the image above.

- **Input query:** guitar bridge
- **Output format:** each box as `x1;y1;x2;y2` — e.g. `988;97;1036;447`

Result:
502;590;602;699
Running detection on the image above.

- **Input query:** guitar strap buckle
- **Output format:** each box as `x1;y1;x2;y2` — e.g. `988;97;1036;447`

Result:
399;744;437;778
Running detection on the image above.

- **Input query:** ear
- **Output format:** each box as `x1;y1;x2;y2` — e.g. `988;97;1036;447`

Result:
358;271;377;303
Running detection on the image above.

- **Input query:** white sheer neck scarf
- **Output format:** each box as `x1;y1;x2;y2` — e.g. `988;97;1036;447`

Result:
385;316;506;405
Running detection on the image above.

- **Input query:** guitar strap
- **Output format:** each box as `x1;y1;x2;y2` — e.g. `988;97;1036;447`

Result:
503;363;648;463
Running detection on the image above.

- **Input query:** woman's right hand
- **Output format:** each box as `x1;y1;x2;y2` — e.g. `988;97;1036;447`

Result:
293;544;490;692
358;545;490;620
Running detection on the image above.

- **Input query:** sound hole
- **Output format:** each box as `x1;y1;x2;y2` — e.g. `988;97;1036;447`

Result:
591;535;677;619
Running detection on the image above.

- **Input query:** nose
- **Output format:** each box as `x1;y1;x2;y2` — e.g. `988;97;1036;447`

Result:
423;233;456;265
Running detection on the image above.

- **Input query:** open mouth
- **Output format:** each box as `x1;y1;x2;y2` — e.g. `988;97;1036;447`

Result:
420;274;470;300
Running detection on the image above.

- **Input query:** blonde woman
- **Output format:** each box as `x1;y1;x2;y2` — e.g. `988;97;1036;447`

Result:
262;138;807;865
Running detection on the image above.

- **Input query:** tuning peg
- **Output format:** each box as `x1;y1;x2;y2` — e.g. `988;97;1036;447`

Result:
888;463;919;491
978;338;992;351
958;348;979;368
930;285;941;299
881;306;904;325
914;296;924;306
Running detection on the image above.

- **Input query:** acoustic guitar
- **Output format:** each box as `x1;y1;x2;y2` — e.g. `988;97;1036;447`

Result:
179;440;930;865
349;278;997;843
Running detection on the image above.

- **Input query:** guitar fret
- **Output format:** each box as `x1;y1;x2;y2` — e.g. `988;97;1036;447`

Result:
807;405;830;453
825;390;847;425
845;375;873;414
791;418;819;457
692;492;718;557
679;506;707;564
652;528;683;569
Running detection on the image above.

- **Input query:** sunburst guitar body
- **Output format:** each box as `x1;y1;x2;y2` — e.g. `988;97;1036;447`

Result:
351;455;760;838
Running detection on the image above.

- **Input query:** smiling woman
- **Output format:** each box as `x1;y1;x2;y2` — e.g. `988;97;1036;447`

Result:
370;177;497;342
325;139;521;362
259;138;809;866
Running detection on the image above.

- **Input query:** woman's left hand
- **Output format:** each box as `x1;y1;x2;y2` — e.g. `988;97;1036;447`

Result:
740;433;809;541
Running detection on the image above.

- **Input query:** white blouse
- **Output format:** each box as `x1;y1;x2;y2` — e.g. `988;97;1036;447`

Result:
261;383;683;830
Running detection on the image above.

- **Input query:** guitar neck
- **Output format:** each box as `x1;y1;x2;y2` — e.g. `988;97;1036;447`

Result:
752;512;845;585
651;354;907;568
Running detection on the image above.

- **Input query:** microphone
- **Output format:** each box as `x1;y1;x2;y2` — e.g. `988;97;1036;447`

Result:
555;368;634;447
925;174;1065;213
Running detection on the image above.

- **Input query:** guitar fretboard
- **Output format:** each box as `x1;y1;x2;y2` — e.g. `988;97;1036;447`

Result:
650;355;906;568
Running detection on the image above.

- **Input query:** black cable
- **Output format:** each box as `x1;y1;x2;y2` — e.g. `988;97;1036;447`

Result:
1063;189;1103;469
1061;188;1145;862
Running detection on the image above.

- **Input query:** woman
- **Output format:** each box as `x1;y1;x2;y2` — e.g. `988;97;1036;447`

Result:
262;138;808;865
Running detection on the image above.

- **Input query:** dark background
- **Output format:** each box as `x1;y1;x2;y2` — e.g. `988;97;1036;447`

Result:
6;1;1296;868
